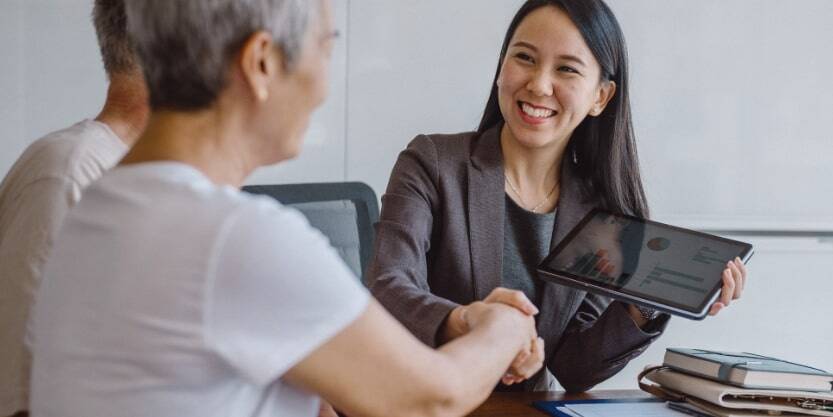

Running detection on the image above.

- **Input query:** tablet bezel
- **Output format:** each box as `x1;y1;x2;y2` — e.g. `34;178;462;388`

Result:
537;209;754;320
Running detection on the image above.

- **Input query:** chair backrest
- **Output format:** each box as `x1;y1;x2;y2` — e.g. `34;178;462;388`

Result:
242;182;379;283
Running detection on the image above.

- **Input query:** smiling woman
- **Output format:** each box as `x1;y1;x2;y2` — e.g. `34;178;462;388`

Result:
367;0;748;394
481;0;641;218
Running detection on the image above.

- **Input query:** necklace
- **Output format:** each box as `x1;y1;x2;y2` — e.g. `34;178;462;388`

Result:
505;174;559;213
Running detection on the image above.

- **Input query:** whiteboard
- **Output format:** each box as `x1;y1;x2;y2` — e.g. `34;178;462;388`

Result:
609;0;833;231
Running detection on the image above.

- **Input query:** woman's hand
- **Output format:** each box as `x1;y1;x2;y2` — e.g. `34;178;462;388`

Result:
483;288;540;315
709;257;748;316
442;288;543;384
501;336;545;385
443;288;539;342
462;300;544;384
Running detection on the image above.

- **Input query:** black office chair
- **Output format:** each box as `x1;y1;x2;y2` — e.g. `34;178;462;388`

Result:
242;182;379;283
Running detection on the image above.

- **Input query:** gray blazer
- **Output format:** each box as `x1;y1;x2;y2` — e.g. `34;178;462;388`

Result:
367;126;668;392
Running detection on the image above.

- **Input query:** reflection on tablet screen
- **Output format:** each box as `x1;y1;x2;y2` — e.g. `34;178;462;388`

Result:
546;212;748;311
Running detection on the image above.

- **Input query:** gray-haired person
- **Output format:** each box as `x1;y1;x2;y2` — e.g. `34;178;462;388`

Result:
27;1;543;417
0;1;147;416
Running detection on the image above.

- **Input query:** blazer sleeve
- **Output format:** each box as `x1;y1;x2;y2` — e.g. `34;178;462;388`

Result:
366;135;460;347
549;297;670;392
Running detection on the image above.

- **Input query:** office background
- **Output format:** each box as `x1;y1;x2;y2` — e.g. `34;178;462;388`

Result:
1;0;831;389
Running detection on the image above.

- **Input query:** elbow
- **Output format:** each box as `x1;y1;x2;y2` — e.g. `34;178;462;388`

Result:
414;381;466;417
402;369;471;417
553;366;599;394
562;381;596;394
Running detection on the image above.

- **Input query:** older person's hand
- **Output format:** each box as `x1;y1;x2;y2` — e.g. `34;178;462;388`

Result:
709;257;748;316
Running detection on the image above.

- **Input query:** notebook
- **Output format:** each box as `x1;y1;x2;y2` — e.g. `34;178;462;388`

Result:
644;367;833;417
664;348;833;392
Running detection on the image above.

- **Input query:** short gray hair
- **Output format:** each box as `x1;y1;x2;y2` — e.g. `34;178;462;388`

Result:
93;0;138;76
125;0;319;110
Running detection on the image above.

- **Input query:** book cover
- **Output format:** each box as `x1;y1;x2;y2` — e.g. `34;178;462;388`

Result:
664;348;833;392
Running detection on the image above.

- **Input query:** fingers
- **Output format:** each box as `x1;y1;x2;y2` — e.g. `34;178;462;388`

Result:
709;302;725;316
719;267;735;307
485;287;539;316
711;258;749;317
516;337;544;378
502;337;545;385
735;257;748;277
731;257;747;299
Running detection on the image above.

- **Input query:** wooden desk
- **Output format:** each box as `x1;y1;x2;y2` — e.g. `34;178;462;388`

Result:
467;389;650;417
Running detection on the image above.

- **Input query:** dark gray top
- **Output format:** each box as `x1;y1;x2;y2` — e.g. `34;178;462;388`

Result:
502;194;556;305
367;126;669;392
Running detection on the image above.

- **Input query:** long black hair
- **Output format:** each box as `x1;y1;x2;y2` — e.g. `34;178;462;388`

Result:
478;0;649;218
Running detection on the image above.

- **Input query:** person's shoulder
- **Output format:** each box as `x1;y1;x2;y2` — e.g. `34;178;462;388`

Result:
405;130;479;163
10;120;124;187
410;130;478;150
214;188;309;237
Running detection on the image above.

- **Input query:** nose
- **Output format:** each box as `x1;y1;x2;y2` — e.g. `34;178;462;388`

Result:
526;68;553;97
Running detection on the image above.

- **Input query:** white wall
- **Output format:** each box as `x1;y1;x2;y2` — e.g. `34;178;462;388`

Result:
0;0;106;180
344;0;523;193
1;0;831;390
612;0;833;231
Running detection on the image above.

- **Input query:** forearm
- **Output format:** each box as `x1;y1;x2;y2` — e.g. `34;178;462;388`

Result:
432;317;528;414
287;301;526;417
369;274;459;347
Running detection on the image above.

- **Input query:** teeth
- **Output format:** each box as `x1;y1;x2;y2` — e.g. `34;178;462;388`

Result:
521;102;554;118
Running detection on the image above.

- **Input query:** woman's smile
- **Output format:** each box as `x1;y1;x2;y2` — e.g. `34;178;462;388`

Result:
517;101;557;125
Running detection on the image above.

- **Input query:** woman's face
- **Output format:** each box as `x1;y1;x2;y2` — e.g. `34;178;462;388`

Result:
264;0;334;162
497;5;615;151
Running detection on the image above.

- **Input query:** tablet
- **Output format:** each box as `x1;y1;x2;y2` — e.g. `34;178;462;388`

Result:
537;209;754;320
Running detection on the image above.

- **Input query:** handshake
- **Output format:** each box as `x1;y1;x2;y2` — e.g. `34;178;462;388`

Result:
443;288;546;386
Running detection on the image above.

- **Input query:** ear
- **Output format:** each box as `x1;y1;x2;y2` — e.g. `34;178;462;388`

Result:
589;80;616;117
238;31;285;102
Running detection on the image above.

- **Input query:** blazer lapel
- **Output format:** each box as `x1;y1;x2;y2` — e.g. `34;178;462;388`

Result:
537;159;595;335
467;126;505;300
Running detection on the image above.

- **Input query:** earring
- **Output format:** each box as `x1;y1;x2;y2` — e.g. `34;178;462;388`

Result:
572;148;578;165
257;89;268;102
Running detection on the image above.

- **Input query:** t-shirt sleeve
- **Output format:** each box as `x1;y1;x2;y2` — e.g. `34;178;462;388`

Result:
14;177;83;350
203;198;370;386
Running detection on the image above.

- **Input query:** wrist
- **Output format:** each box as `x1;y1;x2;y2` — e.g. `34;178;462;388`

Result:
441;305;469;343
627;304;657;327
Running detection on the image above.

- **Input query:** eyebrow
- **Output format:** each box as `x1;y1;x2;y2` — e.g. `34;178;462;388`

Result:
510;41;588;67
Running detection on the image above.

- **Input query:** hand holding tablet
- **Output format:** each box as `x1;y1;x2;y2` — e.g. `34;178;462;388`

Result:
538;209;754;320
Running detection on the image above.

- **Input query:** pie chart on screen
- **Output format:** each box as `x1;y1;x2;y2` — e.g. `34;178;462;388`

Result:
647;237;671;251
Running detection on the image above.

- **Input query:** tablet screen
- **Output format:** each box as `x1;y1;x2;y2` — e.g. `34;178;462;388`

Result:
539;210;753;313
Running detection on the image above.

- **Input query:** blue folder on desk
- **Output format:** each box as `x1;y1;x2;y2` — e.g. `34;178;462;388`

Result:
534;397;664;417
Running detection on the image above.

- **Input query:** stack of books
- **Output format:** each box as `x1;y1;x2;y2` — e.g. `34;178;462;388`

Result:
640;348;833;417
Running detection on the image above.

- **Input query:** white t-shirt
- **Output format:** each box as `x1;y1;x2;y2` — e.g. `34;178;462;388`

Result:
0;120;127;416
29;162;369;417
